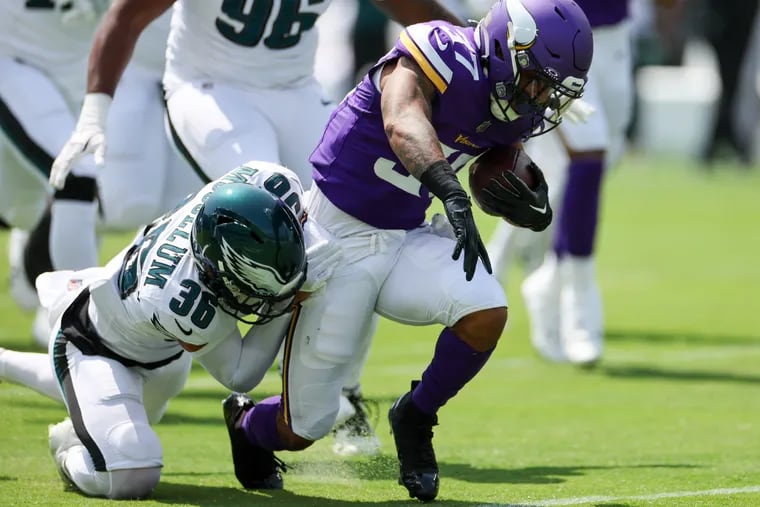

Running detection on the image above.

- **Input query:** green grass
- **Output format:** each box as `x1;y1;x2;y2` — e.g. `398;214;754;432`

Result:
1;154;760;506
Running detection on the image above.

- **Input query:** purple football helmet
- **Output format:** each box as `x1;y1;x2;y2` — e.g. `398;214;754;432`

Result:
476;0;593;136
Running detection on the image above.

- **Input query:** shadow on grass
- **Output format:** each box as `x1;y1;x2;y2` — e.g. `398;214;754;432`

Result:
441;462;696;485
600;364;760;385
154;480;484;506
606;328;760;346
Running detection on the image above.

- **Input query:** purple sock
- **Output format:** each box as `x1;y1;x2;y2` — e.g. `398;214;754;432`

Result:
241;395;286;451
554;157;604;257
411;328;494;415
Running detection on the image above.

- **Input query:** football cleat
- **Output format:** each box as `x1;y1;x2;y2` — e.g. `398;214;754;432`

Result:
559;256;603;366
332;391;381;457
222;392;287;490
48;418;80;491
521;253;565;363
388;383;439;502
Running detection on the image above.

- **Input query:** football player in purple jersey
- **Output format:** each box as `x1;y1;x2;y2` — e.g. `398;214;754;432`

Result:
222;0;593;501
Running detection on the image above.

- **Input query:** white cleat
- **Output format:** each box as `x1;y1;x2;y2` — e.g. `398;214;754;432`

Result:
521;254;565;363
0;347;6;380
8;229;39;312
559;256;603;366
331;393;380;457
48;418;80;490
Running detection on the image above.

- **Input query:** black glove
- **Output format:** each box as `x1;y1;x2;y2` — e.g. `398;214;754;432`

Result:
420;161;492;281
480;163;553;232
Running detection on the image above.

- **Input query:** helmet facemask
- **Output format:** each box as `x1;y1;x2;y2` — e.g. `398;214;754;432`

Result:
488;49;586;137
193;237;305;325
478;0;592;138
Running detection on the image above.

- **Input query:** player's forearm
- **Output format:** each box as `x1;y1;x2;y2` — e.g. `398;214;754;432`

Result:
193;334;254;392
381;60;446;179
372;0;466;27
385;112;446;180
87;0;172;95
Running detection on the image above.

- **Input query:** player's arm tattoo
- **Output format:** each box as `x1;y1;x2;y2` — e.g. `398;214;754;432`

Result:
380;57;446;180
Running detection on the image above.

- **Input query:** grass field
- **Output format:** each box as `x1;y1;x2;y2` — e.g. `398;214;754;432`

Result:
1;154;759;506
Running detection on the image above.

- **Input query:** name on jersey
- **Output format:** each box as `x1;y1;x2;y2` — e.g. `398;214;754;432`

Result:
143;166;260;289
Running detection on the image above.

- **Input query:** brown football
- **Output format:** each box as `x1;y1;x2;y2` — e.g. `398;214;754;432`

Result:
468;145;538;217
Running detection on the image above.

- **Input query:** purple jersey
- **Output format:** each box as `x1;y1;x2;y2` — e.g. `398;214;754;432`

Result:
310;22;534;230
575;0;628;27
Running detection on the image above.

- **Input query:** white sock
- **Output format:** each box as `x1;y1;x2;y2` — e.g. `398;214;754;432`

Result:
50;200;99;270
0;349;63;402
62;444;111;497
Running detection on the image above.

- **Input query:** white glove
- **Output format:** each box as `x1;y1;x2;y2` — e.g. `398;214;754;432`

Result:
50;93;111;190
300;218;343;293
562;98;596;124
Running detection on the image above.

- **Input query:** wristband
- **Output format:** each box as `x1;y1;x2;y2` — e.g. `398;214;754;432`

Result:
77;92;112;129
419;160;466;201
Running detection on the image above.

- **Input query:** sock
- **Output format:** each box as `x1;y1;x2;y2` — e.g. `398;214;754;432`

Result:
24;209;54;283
0;349;63;401
48;174;99;270
553;157;604;257
411;328;494;415
241;395;285;451
50;199;99;270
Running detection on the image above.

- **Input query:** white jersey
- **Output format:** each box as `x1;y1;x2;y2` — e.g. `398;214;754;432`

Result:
164;0;332;93
0;1;102;69
83;162;304;365
132;9;172;77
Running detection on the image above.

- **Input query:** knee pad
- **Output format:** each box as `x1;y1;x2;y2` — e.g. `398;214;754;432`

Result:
107;421;163;469
108;467;161;500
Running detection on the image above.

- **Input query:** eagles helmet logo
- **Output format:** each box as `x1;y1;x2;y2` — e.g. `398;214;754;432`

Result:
218;237;300;297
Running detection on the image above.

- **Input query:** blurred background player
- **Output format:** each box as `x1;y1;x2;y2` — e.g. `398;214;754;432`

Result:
1;1;103;343
487;0;679;366
6;4;199;347
699;0;759;164
48;0;467;459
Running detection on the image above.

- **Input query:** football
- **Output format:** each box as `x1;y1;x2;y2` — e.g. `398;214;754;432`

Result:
468;145;538;217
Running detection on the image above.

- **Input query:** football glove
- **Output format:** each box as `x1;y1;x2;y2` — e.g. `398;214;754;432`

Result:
50;93;111;190
480;163;553;232
420;161;491;281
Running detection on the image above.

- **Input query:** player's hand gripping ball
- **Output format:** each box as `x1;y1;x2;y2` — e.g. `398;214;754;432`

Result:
468;145;553;231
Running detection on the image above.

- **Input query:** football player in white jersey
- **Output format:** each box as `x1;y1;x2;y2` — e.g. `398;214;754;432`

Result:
0;1;102;297
5;5;202;346
48;0;466;459
0;160;341;499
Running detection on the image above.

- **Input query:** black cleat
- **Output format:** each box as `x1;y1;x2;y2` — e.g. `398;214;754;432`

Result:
222;392;287;490
388;383;439;502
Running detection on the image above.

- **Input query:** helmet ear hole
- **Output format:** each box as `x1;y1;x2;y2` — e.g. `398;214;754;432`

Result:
494;40;505;62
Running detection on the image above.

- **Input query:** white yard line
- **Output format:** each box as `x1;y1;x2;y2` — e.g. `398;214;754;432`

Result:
478;485;760;506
